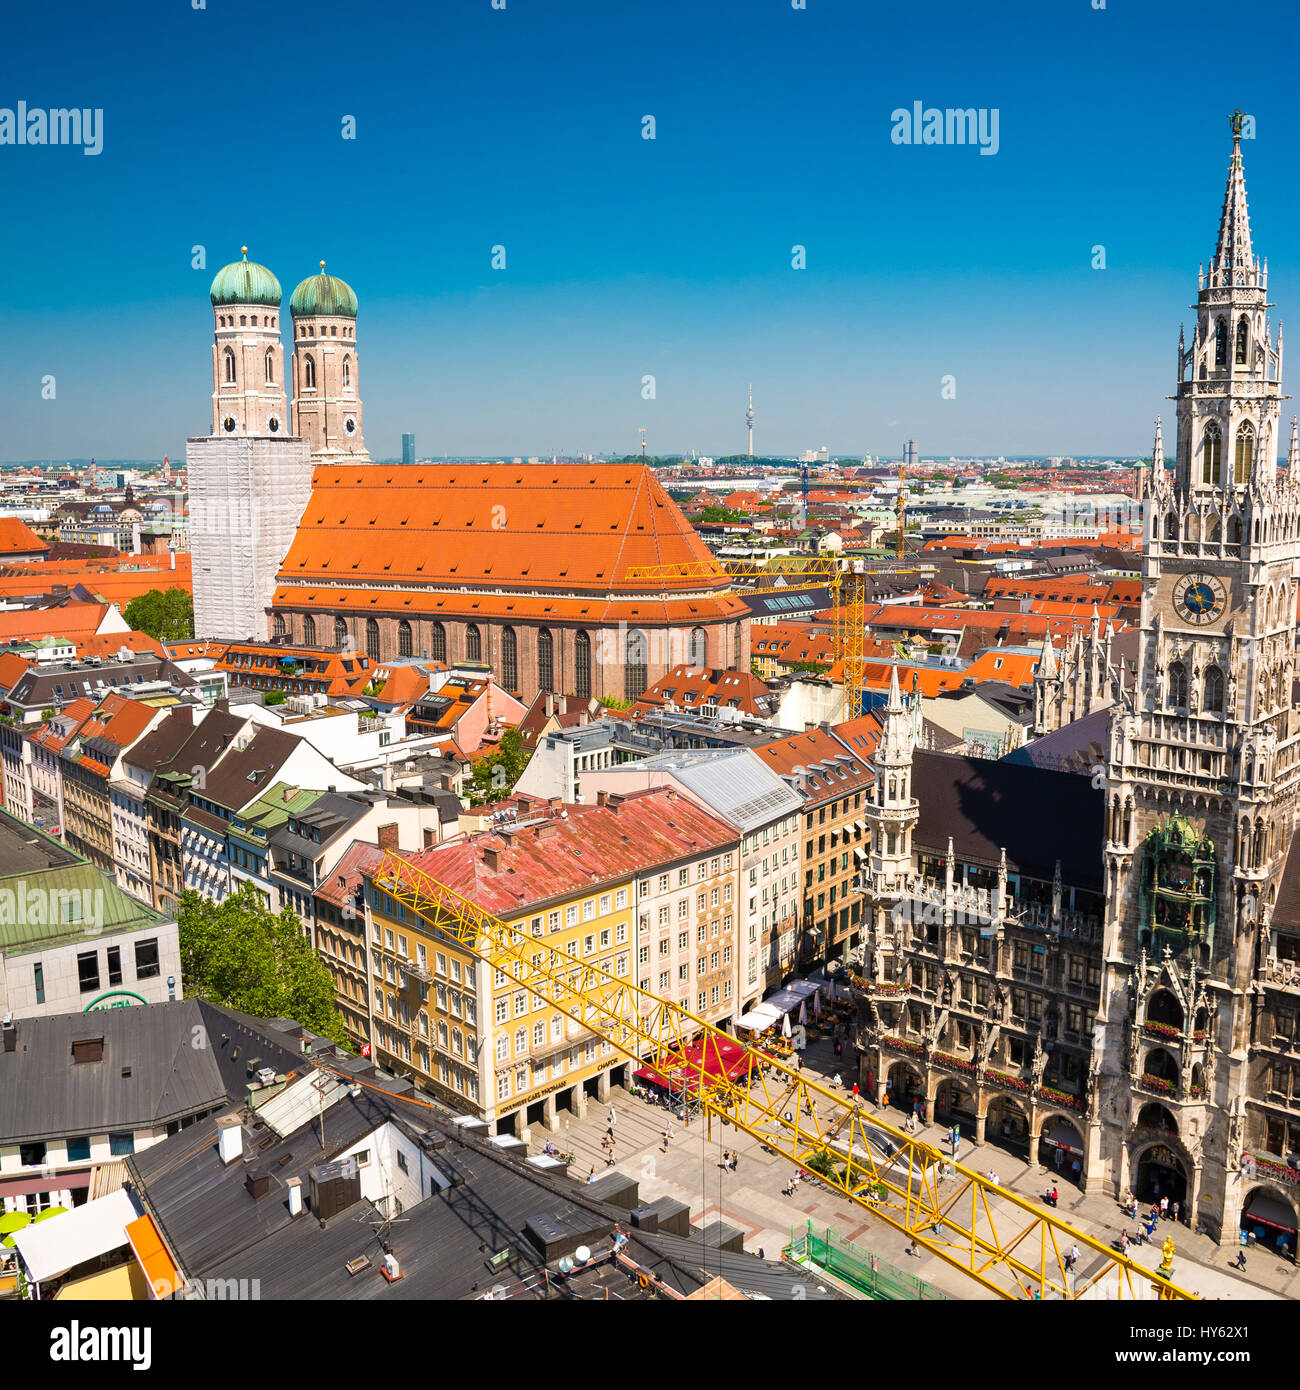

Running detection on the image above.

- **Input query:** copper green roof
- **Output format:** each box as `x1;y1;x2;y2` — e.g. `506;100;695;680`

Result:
210;248;283;307
0;862;167;955
290;262;358;318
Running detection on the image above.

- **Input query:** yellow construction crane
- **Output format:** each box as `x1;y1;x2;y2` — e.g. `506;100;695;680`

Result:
375;850;1196;1303
627;556;866;721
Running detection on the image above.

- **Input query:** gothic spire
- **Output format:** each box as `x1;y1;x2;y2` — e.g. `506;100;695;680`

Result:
1214;114;1255;275
1289;417;1299;472
1037;632;1057;678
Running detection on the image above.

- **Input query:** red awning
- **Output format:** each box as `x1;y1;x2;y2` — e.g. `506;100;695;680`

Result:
634;1037;750;1091
0;1172;93;1198
1243;1193;1297;1235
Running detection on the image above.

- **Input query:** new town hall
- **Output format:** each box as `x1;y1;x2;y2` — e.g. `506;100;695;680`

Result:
856;121;1300;1250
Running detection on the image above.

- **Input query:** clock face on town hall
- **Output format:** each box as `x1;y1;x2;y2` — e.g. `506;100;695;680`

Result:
1170;571;1228;626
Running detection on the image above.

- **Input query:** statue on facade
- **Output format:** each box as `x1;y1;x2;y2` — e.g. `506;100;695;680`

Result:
872;943;884;984
1031;1036;1047;1088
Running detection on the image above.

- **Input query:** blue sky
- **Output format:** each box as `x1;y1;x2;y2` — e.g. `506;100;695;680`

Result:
2;0;1298;463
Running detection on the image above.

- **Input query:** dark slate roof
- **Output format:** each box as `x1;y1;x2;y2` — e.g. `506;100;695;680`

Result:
198;724;300;812
0;807;80;874
123;705;195;773
1003;708;1110;777
0;999;228;1145
623;1229;849;1300
1272;830;1300;933
912;749;1104;888
740;588;834;621
269;792;367;854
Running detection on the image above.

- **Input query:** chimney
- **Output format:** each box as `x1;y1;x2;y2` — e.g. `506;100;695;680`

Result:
287;1177;303;1217
483;846;502;871
376;822;400;852
596;790;608;807
547;798;563;814
216;1115;243;1165
544;692;555;717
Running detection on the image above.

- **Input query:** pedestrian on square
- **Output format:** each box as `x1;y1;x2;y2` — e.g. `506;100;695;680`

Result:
1172;1200;1180;1225
588;1165;598;1183
731;1152;739;1173
608;1106;616;1128
1054;1147;1064;1172
720;1149;731;1170
1160;1195;1170;1220
1071;1157;1082;1184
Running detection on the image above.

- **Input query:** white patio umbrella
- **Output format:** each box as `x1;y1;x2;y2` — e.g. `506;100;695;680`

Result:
798;1000;807;1025
781;1012;792;1038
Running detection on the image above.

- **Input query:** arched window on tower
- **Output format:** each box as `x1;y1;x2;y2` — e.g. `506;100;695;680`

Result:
501;627;518;690
265;349;275;384
688;627;707;666
1227;514;1243;547
575;630;592;699
430;621;446;663
272;614;287;639
342;355;351;389
1201;421;1221;485
1214;319;1227;368
304;354;316;390
626;630;648;702
537;628;554;692
1169;661;1188;710
1235;421;1255;485
398;619;412;658
465;623;482;663
1203;665;1224;714
366;618;380;661
303;615;316;646
1236;316;1249;365
334;616;348;648
224;347;236;384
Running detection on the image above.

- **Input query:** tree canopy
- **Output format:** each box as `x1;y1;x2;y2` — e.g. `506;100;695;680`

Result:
469;727;532;805
178;884;351;1048
123;587;194;641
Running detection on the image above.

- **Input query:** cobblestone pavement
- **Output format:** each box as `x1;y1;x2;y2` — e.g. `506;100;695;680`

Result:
529;1033;1291;1302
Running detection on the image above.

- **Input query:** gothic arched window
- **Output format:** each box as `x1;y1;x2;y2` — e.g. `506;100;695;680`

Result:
1227;514;1243;547
272;613;287;639
303;614;316;646
1203;665;1224;714
342;355;351;389
626;630;648;702
1234;421;1255;485
1214;319;1227;368
1201;421;1221;485
1169;661;1188;710
1236;316;1249;365
501;626;518;690
265;348;275;384
575;630;592;700
398;619;412;658
688;627;707;666
223;347;236;384
334;616;348;648
366;618;380;661
537;628;554;692
465;623;482;663
430;621;446;663
304;354;316;390
1164;512;1178;541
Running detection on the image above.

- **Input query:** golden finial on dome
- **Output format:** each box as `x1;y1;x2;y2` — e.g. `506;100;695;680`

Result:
241;245;249;257
319;260;326;271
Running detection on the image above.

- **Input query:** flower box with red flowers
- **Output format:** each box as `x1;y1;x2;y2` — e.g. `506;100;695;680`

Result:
984;1069;1029;1093
1038;1085;1085;1111
1140;1073;1174;1094
884;1036;926;1058
933;1051;977;1074
1142;1020;1182;1040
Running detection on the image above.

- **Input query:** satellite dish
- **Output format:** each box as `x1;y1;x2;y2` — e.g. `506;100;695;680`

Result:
574;1244;591;1264
557;1255;575;1275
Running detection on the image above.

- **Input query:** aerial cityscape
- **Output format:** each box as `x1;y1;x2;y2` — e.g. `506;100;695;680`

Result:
1;0;1293;1355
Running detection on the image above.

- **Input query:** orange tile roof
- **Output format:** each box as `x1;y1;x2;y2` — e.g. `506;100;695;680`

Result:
632;664;774;718
28;698;95;753
216;641;372;697
0;602;110;642
367;663;441;706
0;516;49;556
274;464;748;624
76;630;167;660
164;639;229;661
753;728;874;798
0;651;31;692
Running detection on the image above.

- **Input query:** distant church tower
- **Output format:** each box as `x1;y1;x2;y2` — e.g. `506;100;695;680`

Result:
188;250;314;641
1093;117;1300;1242
290;264;368;461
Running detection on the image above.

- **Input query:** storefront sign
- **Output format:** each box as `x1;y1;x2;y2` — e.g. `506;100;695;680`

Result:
83;990;147;1012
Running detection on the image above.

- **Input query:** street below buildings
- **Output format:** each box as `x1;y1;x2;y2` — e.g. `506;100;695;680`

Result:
530;1031;1291;1301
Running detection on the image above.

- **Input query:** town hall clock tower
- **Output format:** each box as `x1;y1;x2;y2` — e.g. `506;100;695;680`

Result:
1093;115;1300;1242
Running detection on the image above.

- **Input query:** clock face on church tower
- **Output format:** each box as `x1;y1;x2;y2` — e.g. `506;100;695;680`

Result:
1172;572;1227;625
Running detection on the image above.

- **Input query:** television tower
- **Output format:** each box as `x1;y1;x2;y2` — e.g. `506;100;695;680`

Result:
746;385;754;458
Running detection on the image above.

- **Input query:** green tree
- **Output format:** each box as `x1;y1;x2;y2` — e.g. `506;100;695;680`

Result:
469;728;532;805
124;587;194;641
177;884;351;1048
695;505;748;524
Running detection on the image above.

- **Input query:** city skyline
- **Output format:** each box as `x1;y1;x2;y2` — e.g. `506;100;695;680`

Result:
4;0;1300;463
